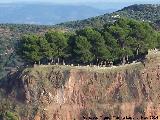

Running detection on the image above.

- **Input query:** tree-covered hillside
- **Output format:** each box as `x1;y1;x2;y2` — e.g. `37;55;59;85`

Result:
56;4;160;30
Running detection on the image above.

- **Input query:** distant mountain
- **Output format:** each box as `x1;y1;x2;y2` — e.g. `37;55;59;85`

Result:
57;4;160;30
0;3;106;25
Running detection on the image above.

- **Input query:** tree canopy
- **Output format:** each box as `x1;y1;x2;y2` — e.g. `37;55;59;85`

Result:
17;18;159;65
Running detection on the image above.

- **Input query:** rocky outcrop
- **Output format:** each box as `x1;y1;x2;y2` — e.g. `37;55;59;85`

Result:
5;51;160;120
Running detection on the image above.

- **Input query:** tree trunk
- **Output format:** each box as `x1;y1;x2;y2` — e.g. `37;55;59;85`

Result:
104;61;107;67
126;55;129;63
122;57;126;65
100;61;103;67
136;48;139;56
96;58;99;66
63;60;65;65
136;45;140;55
122;42;126;65
57;58;59;65
110;61;113;66
51;58;54;64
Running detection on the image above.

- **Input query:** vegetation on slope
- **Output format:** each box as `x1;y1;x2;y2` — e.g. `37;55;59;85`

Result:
56;4;160;30
0;24;54;79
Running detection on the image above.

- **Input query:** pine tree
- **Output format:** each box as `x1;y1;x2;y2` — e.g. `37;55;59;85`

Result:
45;30;68;63
73;36;93;64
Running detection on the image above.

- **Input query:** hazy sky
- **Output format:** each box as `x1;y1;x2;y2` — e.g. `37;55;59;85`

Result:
0;0;159;10
0;0;159;4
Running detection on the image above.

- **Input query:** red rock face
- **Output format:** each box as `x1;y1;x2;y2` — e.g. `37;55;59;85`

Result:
16;52;160;120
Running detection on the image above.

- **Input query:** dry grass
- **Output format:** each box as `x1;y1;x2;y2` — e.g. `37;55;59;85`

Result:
24;62;144;74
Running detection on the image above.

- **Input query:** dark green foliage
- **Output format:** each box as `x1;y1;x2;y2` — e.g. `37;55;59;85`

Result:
0;111;19;120
0;99;19;120
18;30;69;64
73;36;93;64
19;35;42;63
76;28;112;62
5;112;19;120
45;30;68;59
103;18;157;64
38;37;53;60
17;18;158;66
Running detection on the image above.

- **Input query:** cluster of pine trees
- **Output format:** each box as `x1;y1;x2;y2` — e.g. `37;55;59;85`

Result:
17;18;160;66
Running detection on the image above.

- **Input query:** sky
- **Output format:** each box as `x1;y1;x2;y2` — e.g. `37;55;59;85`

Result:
0;0;159;4
0;0;159;10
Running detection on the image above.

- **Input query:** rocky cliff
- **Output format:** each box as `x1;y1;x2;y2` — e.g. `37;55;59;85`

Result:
1;50;160;120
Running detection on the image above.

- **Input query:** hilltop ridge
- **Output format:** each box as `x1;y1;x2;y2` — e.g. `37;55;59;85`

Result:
57;4;160;29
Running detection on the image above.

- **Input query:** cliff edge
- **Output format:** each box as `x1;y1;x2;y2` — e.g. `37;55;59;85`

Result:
1;50;160;120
